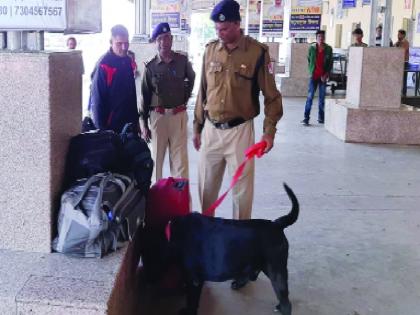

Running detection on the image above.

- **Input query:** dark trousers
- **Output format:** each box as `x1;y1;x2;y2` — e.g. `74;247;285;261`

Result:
304;78;326;122
402;62;409;96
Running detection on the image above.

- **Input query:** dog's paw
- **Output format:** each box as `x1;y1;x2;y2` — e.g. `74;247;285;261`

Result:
275;302;291;315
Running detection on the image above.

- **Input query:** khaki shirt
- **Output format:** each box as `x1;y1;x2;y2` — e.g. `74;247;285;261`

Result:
194;35;283;137
140;52;195;121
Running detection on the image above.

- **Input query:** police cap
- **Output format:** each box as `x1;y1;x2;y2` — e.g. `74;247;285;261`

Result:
210;0;241;23
151;22;171;42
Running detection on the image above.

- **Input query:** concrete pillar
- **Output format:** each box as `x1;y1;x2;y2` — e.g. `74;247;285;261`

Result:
346;47;402;109
0;32;6;49
133;0;151;42
279;43;310;96
0;51;83;252
7;31;22;50
325;47;420;145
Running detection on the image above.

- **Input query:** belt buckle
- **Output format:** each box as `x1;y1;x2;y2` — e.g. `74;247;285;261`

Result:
219;122;230;130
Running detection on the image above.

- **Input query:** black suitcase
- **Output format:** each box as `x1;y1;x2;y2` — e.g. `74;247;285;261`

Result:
64;130;122;188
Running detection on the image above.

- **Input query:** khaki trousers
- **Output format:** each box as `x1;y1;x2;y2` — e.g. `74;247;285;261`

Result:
150;110;189;182
198;119;255;220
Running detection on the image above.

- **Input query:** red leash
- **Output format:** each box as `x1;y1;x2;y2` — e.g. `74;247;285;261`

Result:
165;141;267;241
202;141;267;217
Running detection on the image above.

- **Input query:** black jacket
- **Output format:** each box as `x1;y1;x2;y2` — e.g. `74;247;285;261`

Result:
90;49;139;133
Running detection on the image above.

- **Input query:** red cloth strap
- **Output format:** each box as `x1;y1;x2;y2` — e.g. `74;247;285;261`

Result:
202;141;267;217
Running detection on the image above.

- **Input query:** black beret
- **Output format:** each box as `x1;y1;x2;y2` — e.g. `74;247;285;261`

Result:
151;22;171;41
210;0;241;23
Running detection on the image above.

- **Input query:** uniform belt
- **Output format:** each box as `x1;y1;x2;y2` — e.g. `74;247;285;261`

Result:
209;117;246;130
153;105;186;115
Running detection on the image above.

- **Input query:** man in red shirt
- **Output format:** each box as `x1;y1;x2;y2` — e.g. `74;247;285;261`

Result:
302;30;333;125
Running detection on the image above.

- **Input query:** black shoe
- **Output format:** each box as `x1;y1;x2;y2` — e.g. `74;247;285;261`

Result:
318;120;324;124
231;277;249;290
301;119;309;126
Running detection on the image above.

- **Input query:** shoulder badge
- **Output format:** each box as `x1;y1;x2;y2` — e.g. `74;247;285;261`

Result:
206;39;219;47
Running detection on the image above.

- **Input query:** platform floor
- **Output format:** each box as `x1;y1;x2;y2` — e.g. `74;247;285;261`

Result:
1;97;420;315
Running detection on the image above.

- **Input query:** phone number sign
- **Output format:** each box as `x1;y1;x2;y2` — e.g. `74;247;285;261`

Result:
0;0;66;31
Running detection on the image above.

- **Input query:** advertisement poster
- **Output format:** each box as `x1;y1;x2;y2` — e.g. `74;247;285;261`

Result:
290;0;322;32
150;0;190;34
0;0;66;31
262;0;284;36
248;0;261;34
342;0;356;9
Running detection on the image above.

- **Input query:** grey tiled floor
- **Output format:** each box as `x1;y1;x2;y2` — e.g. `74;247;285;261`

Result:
1;96;420;315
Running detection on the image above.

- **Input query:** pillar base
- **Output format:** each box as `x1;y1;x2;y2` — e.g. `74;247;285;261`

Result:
280;77;310;97
325;99;420;145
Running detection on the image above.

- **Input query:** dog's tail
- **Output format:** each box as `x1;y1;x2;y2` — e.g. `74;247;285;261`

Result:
274;183;299;229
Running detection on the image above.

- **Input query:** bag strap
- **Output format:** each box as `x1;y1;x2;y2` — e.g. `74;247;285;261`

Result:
91;173;114;220
72;173;109;208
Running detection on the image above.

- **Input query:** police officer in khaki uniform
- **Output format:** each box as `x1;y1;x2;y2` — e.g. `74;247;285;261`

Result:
140;23;195;182
194;0;283;222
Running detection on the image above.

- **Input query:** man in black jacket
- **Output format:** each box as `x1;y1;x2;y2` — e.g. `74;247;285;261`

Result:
90;25;139;133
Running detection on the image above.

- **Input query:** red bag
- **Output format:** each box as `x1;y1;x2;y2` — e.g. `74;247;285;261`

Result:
145;177;190;291
146;177;191;228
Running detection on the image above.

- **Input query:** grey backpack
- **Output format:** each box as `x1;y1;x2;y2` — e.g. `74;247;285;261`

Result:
52;173;143;258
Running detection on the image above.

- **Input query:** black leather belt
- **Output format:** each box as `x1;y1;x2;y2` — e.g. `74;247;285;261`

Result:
209;117;246;130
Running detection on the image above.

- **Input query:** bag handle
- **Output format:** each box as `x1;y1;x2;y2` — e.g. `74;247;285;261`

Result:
72;173;110;208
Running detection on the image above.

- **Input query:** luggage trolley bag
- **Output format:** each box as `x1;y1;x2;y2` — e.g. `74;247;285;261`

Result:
144;177;191;290
145;177;191;229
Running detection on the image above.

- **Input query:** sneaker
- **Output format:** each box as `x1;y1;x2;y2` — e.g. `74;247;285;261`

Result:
301;119;309;126
318;120;324;124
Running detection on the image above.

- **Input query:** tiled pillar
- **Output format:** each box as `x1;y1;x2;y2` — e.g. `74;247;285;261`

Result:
0;51;83;252
280;43;310;96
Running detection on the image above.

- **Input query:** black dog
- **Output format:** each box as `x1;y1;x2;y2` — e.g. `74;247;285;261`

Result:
164;183;299;315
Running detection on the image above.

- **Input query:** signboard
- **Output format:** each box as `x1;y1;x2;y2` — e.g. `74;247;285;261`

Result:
342;0;356;8
151;0;190;34
248;0;261;34
262;0;284;36
362;0;370;4
151;12;180;29
290;0;321;32
0;0;66;31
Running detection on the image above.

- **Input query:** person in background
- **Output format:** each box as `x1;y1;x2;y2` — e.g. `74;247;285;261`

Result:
67;37;77;49
301;30;333;126
351;28;368;47
375;25;393;47
396;29;410;96
140;23;195;182
375;25;382;46
90;25;139;133
396;29;410;62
